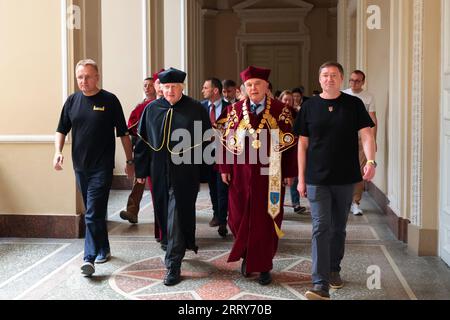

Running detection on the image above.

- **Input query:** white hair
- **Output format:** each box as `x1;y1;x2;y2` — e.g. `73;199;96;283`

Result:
161;83;185;89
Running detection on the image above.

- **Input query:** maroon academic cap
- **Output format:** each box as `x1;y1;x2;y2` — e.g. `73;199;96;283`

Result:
240;66;271;83
153;69;165;81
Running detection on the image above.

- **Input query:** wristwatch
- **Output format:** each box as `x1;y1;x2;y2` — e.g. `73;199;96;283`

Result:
366;160;377;167
126;159;134;165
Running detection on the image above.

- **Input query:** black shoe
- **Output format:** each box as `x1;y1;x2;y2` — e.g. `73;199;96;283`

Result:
163;268;181;286
305;285;330;300
258;271;272;285
160;243;167;251
119;210;138;224
329;272;344;289
241;258;249;277
294;205;306;214
218;224;228;238
209;217;220;227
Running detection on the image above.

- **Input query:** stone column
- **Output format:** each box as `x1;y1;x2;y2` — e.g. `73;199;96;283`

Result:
388;0;411;226
148;0;165;73
185;0;203;99
408;0;440;256
164;0;185;71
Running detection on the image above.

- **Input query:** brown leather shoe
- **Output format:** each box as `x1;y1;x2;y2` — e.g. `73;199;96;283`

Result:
329;272;344;289
119;210;138;224
305;285;330;300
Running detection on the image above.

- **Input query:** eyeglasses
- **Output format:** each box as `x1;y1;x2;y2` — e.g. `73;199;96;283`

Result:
349;79;363;83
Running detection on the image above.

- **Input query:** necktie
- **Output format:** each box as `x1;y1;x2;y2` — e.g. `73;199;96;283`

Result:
251;103;261;114
209;104;216;124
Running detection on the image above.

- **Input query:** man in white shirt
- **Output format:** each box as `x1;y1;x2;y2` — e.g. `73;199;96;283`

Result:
343;70;378;216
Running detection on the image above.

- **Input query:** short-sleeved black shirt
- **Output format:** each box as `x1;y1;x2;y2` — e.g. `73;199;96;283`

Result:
57;89;129;171
293;93;374;185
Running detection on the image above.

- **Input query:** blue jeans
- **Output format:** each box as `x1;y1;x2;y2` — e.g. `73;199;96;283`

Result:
75;169;113;263
306;184;354;290
290;177;300;206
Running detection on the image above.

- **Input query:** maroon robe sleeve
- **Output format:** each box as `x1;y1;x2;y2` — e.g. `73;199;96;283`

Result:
271;99;298;178
217;103;236;175
128;100;152;136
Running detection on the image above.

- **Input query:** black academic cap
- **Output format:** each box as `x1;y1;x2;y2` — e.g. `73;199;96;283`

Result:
158;67;187;84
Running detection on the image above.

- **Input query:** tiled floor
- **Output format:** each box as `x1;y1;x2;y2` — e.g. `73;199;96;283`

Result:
1;185;450;300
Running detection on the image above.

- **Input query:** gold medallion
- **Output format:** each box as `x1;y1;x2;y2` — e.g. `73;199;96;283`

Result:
282;133;294;144
252;139;262;149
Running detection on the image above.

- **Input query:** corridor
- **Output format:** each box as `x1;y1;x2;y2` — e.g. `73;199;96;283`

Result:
1;186;449;300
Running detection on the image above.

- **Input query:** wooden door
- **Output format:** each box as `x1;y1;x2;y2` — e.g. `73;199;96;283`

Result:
246;44;301;92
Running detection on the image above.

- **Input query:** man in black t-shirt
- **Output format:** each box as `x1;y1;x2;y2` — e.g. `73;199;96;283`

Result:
294;62;376;300
53;59;134;277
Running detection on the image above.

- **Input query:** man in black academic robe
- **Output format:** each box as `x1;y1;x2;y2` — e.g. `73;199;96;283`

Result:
134;68;211;286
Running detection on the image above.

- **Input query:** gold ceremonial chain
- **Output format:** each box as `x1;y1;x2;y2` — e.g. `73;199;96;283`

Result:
216;98;296;155
138;107;205;155
137;108;172;152
214;98;297;240
242;98;272;149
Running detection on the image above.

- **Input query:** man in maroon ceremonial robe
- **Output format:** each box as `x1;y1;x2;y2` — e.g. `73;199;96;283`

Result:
217;66;297;285
120;73;164;244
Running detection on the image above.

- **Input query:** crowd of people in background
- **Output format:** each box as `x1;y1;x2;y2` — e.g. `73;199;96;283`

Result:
54;59;377;300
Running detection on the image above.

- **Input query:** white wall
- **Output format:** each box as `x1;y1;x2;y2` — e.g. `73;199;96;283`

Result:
101;0;145;174
0;0;76;214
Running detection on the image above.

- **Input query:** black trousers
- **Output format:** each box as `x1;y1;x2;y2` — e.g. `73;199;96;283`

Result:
165;186;186;269
208;168;229;225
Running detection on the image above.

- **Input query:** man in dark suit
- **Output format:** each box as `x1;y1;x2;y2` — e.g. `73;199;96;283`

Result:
201;77;230;238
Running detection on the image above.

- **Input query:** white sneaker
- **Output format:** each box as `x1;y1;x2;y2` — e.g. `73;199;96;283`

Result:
81;262;95;277
351;203;363;216
94;252;111;264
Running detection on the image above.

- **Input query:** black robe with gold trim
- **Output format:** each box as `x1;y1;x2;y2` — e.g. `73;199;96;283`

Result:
134;95;211;251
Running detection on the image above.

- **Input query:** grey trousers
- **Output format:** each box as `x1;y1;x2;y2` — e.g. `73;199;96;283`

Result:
307;184;354;290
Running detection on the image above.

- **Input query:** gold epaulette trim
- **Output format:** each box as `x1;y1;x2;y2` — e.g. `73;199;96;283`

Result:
137;108;208;155
216;102;297;155
278;106;294;127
